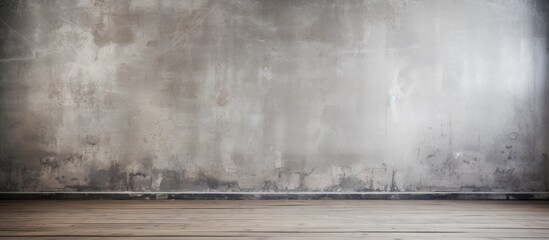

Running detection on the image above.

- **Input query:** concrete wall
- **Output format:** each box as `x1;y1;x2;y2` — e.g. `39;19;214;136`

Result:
0;0;547;192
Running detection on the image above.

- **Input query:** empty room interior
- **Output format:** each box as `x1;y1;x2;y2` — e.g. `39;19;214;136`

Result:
0;0;548;239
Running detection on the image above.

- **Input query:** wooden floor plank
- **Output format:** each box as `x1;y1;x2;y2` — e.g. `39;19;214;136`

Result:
0;200;548;239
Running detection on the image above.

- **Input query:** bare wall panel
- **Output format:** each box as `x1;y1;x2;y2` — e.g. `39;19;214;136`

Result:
0;0;548;192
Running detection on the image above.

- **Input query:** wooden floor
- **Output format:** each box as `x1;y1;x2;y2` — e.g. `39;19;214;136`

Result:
0;200;548;239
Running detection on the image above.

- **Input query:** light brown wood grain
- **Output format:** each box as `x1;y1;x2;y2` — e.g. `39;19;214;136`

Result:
0;200;548;239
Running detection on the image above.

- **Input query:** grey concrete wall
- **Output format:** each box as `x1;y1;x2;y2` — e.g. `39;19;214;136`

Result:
0;0;547;192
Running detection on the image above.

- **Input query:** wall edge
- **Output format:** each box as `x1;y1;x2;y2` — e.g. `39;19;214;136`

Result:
1;192;548;200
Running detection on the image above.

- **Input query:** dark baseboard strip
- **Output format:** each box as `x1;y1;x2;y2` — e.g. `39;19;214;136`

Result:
1;192;548;200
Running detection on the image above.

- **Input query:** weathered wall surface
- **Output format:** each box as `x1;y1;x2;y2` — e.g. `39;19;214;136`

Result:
0;0;547;192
